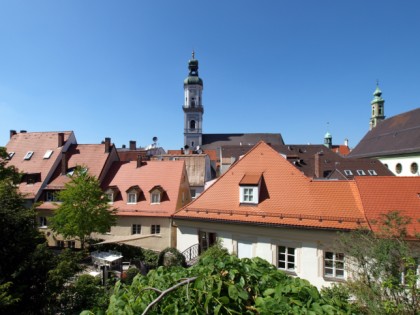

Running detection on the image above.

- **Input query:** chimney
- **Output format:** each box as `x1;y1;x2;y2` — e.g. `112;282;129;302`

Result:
58;132;65;147
314;152;323;178
344;138;349;147
137;155;143;168
122;144;126;149
104;137;111;153
61;152;68;175
181;147;184;155
9;130;17;139
20;130;27;133
129;140;136;150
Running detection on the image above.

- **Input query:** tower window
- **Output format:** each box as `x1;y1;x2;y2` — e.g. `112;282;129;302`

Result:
395;163;402;174
190;120;196;130
411;163;418;174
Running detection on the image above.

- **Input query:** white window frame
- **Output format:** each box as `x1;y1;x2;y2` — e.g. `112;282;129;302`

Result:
39;216;47;228
240;186;258;204
106;191;114;203
277;245;296;272
24;151;34;160
132;224;141;235
151;191;161;204
127;192;137;204
151;224;161;234
324;251;345;279
356;170;366;175
43;149;53;159
344;170;353;176
190;189;197;199
368;170;377;176
7;152;15;160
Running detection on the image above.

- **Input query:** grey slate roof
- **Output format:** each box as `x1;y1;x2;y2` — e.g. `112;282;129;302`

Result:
201;133;284;150
349;108;420;158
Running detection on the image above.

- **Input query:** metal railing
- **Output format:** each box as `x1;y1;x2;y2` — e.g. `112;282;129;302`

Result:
182;243;200;263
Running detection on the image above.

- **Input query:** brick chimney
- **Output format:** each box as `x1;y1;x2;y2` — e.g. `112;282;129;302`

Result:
314;152;323;178
9;130;17;139
137;155;143;168
58;132;65;147
129;140;136;150
61;152;68;175
104;137;111;153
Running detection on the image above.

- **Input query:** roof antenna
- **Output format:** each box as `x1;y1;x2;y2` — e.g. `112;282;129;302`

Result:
192;50;195;59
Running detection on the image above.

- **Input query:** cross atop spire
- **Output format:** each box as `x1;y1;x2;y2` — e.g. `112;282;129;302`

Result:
192;50;195;60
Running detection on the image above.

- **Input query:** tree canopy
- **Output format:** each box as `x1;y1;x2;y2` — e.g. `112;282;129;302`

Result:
50;166;116;249
92;245;352;314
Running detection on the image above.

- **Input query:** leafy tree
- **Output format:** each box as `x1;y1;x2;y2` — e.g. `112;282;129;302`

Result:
335;211;420;315
89;245;350;314
50;166;116;249
0;147;20;183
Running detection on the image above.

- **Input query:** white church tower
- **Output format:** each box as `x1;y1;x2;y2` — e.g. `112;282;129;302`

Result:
183;51;204;148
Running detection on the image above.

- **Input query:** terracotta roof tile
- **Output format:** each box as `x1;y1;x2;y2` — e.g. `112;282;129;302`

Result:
175;142;367;231
355;176;420;237
101;160;187;217
5;131;73;198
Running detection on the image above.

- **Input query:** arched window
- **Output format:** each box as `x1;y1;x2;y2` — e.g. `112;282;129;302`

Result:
411;162;418;174
190;120;196;130
395;163;402;174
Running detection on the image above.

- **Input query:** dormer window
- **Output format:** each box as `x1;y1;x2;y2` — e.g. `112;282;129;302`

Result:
239;174;262;204
149;185;165;205
24;151;34;160
126;185;141;204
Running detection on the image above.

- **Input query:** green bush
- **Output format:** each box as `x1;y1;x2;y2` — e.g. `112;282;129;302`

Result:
157;247;186;267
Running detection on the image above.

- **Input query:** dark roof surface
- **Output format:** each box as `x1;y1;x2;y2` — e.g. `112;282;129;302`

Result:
221;144;393;179
201;133;284;149
349;108;420;158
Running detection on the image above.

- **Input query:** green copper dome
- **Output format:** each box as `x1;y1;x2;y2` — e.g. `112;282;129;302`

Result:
184;52;203;86
371;85;384;104
324;131;332;139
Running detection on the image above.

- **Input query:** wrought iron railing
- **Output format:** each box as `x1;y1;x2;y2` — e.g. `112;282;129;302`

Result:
182;243;200;263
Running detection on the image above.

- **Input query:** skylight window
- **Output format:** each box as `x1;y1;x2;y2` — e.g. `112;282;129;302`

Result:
344;170;353;176
24;151;34;160
368;170;377;176
43;150;53;159
357;170;366;176
6;152;15;160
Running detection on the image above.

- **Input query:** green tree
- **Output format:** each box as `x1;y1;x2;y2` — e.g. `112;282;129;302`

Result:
0;147;20;183
50;166;116;249
335;211;420;315
89;245;350;314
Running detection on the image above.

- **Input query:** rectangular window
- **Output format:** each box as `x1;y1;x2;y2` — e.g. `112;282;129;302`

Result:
368;170;377;176
57;240;65;248
43;150;53;159
7;152;15;160
190;189;197;199
344;170;353;176
127;192;137;204
357;170;366;176
151;192;161;204
243;188;254;202
151;225;161;234
46;191;59;202
67;240;75;248
24;151;34;160
324;251;345;279
278;246;296;271
106;192;114;203
132;224;141;235
39;216;47;228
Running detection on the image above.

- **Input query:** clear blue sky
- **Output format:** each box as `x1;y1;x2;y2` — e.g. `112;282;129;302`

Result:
1;1;419;150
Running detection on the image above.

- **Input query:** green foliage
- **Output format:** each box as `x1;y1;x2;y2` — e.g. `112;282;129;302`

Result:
50;166;116;249
123;268;141;285
103;244;349;314
158;247;187;267
0;147;21;183
336;211;420;315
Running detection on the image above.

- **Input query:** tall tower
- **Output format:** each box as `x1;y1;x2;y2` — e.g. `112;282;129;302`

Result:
183;51;204;148
369;83;385;130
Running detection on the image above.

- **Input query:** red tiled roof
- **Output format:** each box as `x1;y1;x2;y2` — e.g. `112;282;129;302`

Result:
46;143;112;189
101;160;186;217
332;145;350;156
355;176;420;237
5;131;73;198
175;142;367;231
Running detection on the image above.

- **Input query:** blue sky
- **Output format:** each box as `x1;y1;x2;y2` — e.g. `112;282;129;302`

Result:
1;1;419;150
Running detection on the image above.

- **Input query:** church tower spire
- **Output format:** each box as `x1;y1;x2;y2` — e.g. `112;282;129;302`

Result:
183;51;204;148
369;82;385;130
